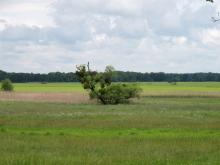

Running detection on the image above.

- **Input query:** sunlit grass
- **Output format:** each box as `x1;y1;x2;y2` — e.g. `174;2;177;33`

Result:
13;82;220;93
14;83;83;92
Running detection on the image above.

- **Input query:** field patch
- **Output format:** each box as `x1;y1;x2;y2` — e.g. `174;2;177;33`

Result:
13;83;83;92
12;82;220;93
0;92;89;103
1;82;220;103
0;97;220;164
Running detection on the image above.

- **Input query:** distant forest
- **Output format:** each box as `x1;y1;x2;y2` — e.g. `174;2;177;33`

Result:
1;70;220;82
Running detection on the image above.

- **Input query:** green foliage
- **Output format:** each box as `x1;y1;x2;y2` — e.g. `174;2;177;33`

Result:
168;81;177;85
1;78;14;91
95;84;142;104
76;63;142;104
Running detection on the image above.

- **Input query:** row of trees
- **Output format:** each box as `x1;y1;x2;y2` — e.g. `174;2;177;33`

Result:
1;70;220;83
113;72;220;82
0;70;78;83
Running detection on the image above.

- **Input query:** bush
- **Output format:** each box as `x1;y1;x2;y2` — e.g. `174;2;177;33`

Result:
96;84;142;104
1;79;14;91
76;63;142;104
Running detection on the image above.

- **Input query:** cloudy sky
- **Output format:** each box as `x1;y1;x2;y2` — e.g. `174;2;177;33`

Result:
0;0;220;73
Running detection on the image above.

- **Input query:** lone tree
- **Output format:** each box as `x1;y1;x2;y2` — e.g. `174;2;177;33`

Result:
1;78;14;91
76;63;142;104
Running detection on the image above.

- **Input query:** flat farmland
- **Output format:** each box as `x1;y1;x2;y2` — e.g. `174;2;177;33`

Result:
0;82;220;164
1;82;220;103
4;82;220;102
12;82;220;92
13;83;84;92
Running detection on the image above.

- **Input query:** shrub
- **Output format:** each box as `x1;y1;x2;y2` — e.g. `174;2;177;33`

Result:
1;79;14;91
76;63;142;104
96;83;142;104
168;81;177;85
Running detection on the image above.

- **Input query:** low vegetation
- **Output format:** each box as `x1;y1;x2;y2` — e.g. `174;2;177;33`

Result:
1;78;13;91
0;97;219;164
8;82;220;94
0;82;220;164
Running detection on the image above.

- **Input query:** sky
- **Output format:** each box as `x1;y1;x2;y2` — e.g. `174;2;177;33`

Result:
0;0;220;73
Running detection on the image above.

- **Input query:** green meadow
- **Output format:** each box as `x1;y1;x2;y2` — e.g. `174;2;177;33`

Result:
0;82;220;164
13;82;220;93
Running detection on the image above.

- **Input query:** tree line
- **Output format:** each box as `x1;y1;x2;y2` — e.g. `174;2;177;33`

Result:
1;70;220;83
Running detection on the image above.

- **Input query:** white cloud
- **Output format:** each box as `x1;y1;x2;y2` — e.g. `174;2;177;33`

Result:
0;0;220;73
201;28;220;46
0;0;55;27
172;36;188;45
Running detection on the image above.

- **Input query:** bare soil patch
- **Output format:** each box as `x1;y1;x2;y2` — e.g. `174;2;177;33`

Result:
0;92;90;103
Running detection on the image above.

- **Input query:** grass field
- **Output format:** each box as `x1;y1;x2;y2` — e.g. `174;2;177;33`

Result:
13;82;220;93
0;82;220;164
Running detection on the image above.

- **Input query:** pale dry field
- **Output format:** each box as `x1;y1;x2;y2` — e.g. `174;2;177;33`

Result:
1;91;220;104
0;92;90;103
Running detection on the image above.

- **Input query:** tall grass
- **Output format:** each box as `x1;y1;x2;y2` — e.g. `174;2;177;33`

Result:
0;97;220;164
